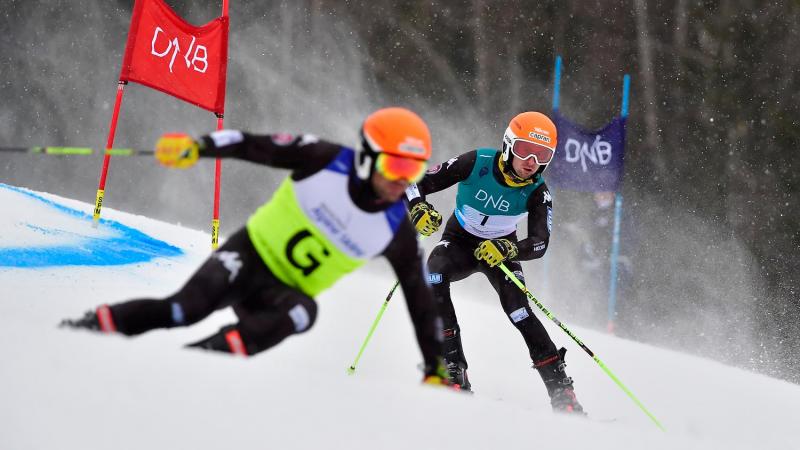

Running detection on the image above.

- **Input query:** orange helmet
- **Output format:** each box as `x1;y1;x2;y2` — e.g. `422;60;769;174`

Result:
501;112;558;175
357;107;432;182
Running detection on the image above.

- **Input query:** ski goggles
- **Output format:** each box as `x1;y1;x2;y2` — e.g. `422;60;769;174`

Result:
375;152;428;183
509;139;555;165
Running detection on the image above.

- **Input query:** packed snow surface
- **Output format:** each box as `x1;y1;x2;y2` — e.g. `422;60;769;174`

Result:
1;183;798;450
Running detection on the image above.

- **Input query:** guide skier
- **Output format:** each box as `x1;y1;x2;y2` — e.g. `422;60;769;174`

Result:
62;107;453;386
407;111;585;412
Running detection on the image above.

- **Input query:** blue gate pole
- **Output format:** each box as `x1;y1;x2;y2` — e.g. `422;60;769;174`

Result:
621;74;630;118
607;193;623;333
543;55;563;296
607;74;630;333
552;55;563;112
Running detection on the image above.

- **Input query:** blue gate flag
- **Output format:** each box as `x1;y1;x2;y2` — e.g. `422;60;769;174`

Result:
546;112;627;192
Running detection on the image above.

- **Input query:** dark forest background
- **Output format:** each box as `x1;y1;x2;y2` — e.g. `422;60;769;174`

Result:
1;1;798;381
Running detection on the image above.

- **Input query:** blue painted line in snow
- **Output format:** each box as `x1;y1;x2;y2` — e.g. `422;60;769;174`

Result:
0;184;183;267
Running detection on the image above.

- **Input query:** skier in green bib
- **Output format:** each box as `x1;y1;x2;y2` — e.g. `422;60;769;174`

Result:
62;107;452;386
407;111;585;412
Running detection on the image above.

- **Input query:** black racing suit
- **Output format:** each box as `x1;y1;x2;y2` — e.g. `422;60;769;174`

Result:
408;149;559;372
106;132;443;371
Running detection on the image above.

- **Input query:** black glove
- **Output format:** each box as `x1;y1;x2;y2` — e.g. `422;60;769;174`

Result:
474;238;518;267
409;201;443;236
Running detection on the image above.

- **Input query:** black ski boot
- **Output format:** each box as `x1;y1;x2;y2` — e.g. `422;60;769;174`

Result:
534;347;585;415
442;326;472;391
186;325;249;355
446;360;472;392
60;305;116;333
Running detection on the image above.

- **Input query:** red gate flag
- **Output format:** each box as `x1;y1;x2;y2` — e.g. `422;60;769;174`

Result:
119;0;229;114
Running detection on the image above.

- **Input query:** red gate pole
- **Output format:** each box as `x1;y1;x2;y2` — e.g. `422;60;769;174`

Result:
211;114;224;249
210;0;229;249
93;81;128;225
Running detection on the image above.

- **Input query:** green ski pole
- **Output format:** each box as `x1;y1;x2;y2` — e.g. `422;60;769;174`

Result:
498;263;665;431
0;146;153;156
347;280;401;375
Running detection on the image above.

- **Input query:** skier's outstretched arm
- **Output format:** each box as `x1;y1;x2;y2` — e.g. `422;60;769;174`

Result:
516;183;553;261
199;131;341;172
382;219;444;373
154;130;341;173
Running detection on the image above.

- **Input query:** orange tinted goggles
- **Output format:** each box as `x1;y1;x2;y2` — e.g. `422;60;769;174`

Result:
510;139;554;165
375;153;428;182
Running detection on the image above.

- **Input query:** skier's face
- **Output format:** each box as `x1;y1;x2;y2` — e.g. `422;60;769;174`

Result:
371;171;409;202
511;155;541;179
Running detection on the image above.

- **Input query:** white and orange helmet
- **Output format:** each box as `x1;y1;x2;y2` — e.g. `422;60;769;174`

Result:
501;111;558;174
357;107;432;182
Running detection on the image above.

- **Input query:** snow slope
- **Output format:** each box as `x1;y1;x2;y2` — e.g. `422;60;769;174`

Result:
1;183;799;450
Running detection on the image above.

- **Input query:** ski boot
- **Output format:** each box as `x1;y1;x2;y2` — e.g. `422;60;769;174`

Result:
442;325;472;391
534;347;585;415
422;359;462;391
186;325;249;355
59;305;116;333
445;360;472;392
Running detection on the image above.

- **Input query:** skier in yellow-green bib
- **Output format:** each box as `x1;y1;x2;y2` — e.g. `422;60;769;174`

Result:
61;108;453;386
